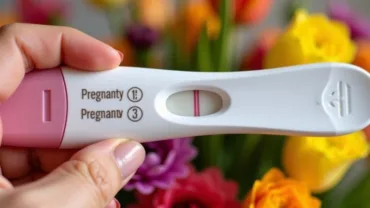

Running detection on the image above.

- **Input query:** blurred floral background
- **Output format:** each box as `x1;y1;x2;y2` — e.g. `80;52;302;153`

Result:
1;0;370;207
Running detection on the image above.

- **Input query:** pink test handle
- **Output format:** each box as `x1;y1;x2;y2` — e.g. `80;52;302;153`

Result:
0;68;67;148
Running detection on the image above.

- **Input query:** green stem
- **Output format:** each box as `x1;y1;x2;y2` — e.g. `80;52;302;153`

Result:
226;134;262;194
200;135;223;167
196;26;213;72
256;136;285;178
216;0;232;72
238;134;262;169
136;49;150;67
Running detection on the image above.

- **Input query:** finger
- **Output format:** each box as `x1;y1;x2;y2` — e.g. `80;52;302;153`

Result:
7;139;145;208
0;23;123;104
0;147;75;180
0;158;13;191
106;199;120;208
36;149;77;172
0;174;13;190
9;172;45;187
0;147;30;179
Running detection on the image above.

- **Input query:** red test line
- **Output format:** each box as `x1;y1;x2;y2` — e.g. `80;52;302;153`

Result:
193;90;200;117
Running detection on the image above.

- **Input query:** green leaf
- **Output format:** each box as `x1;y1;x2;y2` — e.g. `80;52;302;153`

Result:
167;34;188;70
196;25;213;72
192;135;224;170
135;49;151;67
215;0;232;72
285;0;307;23
227;134;261;179
341;167;370;208
318;160;370;208
256;136;285;178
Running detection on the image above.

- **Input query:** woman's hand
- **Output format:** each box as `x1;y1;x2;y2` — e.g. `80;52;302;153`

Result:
0;23;146;208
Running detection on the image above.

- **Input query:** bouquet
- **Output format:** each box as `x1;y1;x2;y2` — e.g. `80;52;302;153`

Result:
2;0;370;207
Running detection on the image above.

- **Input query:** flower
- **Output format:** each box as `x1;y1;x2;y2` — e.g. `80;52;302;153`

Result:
242;168;321;208
209;0;273;25
282;131;369;193
352;39;370;72
175;0;220;51
87;0;129;9
263;9;356;69
364;126;370;142
240;28;281;70
16;0;68;25
124;138;198;195
327;0;370;40
135;0;173;31
128;167;240;208
126;24;159;50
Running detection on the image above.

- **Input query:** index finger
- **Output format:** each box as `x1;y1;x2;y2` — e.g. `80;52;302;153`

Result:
0;23;123;103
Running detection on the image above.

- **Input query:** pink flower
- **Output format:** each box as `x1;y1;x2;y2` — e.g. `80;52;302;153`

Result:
124;138;197;195
128;167;240;208
17;0;69;25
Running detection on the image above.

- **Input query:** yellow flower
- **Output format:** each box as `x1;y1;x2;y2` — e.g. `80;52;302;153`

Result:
87;0;129;9
282;131;369;193
263;9;356;69
136;0;172;31
242;168;321;208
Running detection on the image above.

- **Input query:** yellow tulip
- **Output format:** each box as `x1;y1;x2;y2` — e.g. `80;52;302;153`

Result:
282;131;369;193
263;9;356;69
242;168;321;208
87;0;129;9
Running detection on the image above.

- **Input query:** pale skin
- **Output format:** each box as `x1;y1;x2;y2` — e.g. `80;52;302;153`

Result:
0;23;146;208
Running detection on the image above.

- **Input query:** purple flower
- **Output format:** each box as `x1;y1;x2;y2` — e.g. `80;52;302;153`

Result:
327;0;370;40
124;138;197;195
126;24;159;50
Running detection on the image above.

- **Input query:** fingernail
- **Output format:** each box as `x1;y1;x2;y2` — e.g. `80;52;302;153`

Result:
114;141;145;179
116;50;124;62
115;199;121;208
106;199;120;208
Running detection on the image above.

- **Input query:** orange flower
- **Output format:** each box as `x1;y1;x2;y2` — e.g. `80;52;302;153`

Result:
364;125;370;142
136;0;172;31
242;168;321;208
104;38;134;66
352;39;370;73
240;28;281;70
210;0;273;25
0;13;17;27
174;0;220;51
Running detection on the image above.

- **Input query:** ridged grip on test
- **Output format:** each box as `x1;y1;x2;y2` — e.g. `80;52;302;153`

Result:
0;68;67;148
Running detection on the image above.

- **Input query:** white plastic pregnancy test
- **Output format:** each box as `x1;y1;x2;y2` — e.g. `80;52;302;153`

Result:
1;62;370;148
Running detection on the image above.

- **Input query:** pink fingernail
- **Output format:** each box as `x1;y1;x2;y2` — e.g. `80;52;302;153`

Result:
115;199;121;208
106;199;120;208
117;50;124;62
114;141;145;179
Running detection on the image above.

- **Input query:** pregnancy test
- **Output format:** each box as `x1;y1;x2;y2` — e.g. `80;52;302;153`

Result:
1;62;370;148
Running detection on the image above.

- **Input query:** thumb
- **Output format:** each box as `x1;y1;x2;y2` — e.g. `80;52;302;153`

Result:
3;139;145;208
